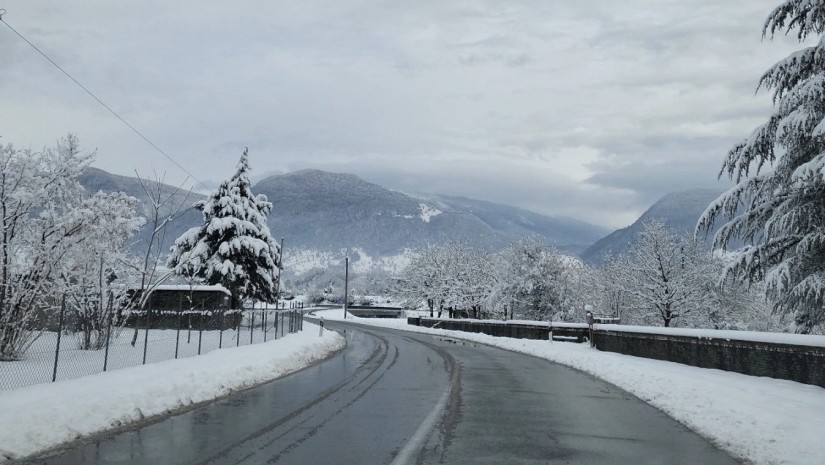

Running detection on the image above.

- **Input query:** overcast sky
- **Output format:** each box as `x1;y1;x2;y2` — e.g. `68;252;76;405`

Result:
0;1;807;228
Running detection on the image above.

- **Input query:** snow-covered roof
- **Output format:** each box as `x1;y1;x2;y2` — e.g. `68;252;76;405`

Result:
148;284;231;296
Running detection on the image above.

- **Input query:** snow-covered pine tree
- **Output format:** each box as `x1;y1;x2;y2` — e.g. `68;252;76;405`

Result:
167;148;281;308
698;1;825;333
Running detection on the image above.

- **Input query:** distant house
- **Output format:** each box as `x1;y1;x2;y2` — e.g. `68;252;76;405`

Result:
129;284;231;311
125;281;235;330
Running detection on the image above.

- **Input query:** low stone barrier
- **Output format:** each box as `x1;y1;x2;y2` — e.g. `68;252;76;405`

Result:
593;327;825;388
407;317;589;342
407;317;825;388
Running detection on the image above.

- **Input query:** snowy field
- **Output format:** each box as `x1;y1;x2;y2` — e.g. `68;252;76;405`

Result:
0;323;344;463
1;314;301;391
313;310;825;465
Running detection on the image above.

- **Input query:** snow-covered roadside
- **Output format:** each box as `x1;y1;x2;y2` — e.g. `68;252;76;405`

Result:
0;322;344;463
314;310;825;465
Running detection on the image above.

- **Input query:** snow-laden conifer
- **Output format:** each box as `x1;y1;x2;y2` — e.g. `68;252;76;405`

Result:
167;149;281;307
699;0;825;333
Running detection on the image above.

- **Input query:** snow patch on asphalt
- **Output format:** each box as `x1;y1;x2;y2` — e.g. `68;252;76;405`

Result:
0;323;344;462
314;310;825;465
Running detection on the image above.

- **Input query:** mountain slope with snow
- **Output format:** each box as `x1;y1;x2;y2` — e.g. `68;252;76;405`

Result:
255;169;609;257
579;188;726;264
79;167;609;270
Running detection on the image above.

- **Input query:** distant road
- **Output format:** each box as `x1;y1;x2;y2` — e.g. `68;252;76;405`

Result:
27;321;739;465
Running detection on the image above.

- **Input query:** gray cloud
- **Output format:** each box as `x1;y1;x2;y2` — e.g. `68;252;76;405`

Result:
0;0;810;229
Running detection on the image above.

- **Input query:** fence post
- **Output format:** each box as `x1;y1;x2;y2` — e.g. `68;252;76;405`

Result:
142;296;152;365
175;304;182;359
586;311;595;348
103;293;114;372
249;310;255;345
273;311;278;340
263;309;268;342
52;294;66;383
219;308;224;349
198;301;204;355
236;309;241;347
280;311;285;337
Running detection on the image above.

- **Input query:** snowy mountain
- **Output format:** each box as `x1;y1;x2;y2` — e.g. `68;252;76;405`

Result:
425;195;610;254
78;168;205;255
79;167;609;272
579;188;726;264
255;169;609;257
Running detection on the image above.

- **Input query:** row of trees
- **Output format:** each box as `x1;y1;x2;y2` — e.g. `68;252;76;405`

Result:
393;239;590;323
392;223;779;331
602;221;777;330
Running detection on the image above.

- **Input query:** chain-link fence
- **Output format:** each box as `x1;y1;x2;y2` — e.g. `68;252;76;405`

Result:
0;304;305;391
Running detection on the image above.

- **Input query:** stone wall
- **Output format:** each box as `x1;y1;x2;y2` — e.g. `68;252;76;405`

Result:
408;317;588;342
594;329;825;389
407;317;825;388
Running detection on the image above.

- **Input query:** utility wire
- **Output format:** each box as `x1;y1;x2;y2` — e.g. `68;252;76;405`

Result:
0;10;209;191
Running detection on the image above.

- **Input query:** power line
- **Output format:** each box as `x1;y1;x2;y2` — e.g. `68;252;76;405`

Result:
0;10;209;191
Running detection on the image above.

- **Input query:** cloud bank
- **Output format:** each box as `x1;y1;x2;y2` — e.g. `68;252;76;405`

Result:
0;0;808;227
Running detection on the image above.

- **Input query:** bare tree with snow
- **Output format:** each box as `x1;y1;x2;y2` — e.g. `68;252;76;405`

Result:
59;191;144;350
125;171;194;346
394;244;448;317
607;220;707;327
489;238;570;322
0;135;99;359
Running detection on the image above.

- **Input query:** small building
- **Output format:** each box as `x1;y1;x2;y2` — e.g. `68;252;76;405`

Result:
131;284;231;311
124;283;236;330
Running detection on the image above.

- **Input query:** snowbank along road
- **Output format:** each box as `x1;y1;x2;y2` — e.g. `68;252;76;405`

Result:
25;320;740;464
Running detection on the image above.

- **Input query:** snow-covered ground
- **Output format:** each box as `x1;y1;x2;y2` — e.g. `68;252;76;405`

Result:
283;247;412;275
312;310;825;465
1;315;298;391
0;323;344;463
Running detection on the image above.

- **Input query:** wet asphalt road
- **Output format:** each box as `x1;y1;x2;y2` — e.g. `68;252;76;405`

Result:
25;321;739;465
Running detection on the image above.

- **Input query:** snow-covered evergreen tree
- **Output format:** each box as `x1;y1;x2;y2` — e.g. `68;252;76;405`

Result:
698;1;825;333
167;149;281;308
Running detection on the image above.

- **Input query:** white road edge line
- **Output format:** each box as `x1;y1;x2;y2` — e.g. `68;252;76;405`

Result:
389;382;451;465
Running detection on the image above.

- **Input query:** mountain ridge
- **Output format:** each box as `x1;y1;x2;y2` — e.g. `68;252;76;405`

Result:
79;167;609;264
579;188;726;263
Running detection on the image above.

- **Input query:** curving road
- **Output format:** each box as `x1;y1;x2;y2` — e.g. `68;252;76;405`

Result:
27;320;739;465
